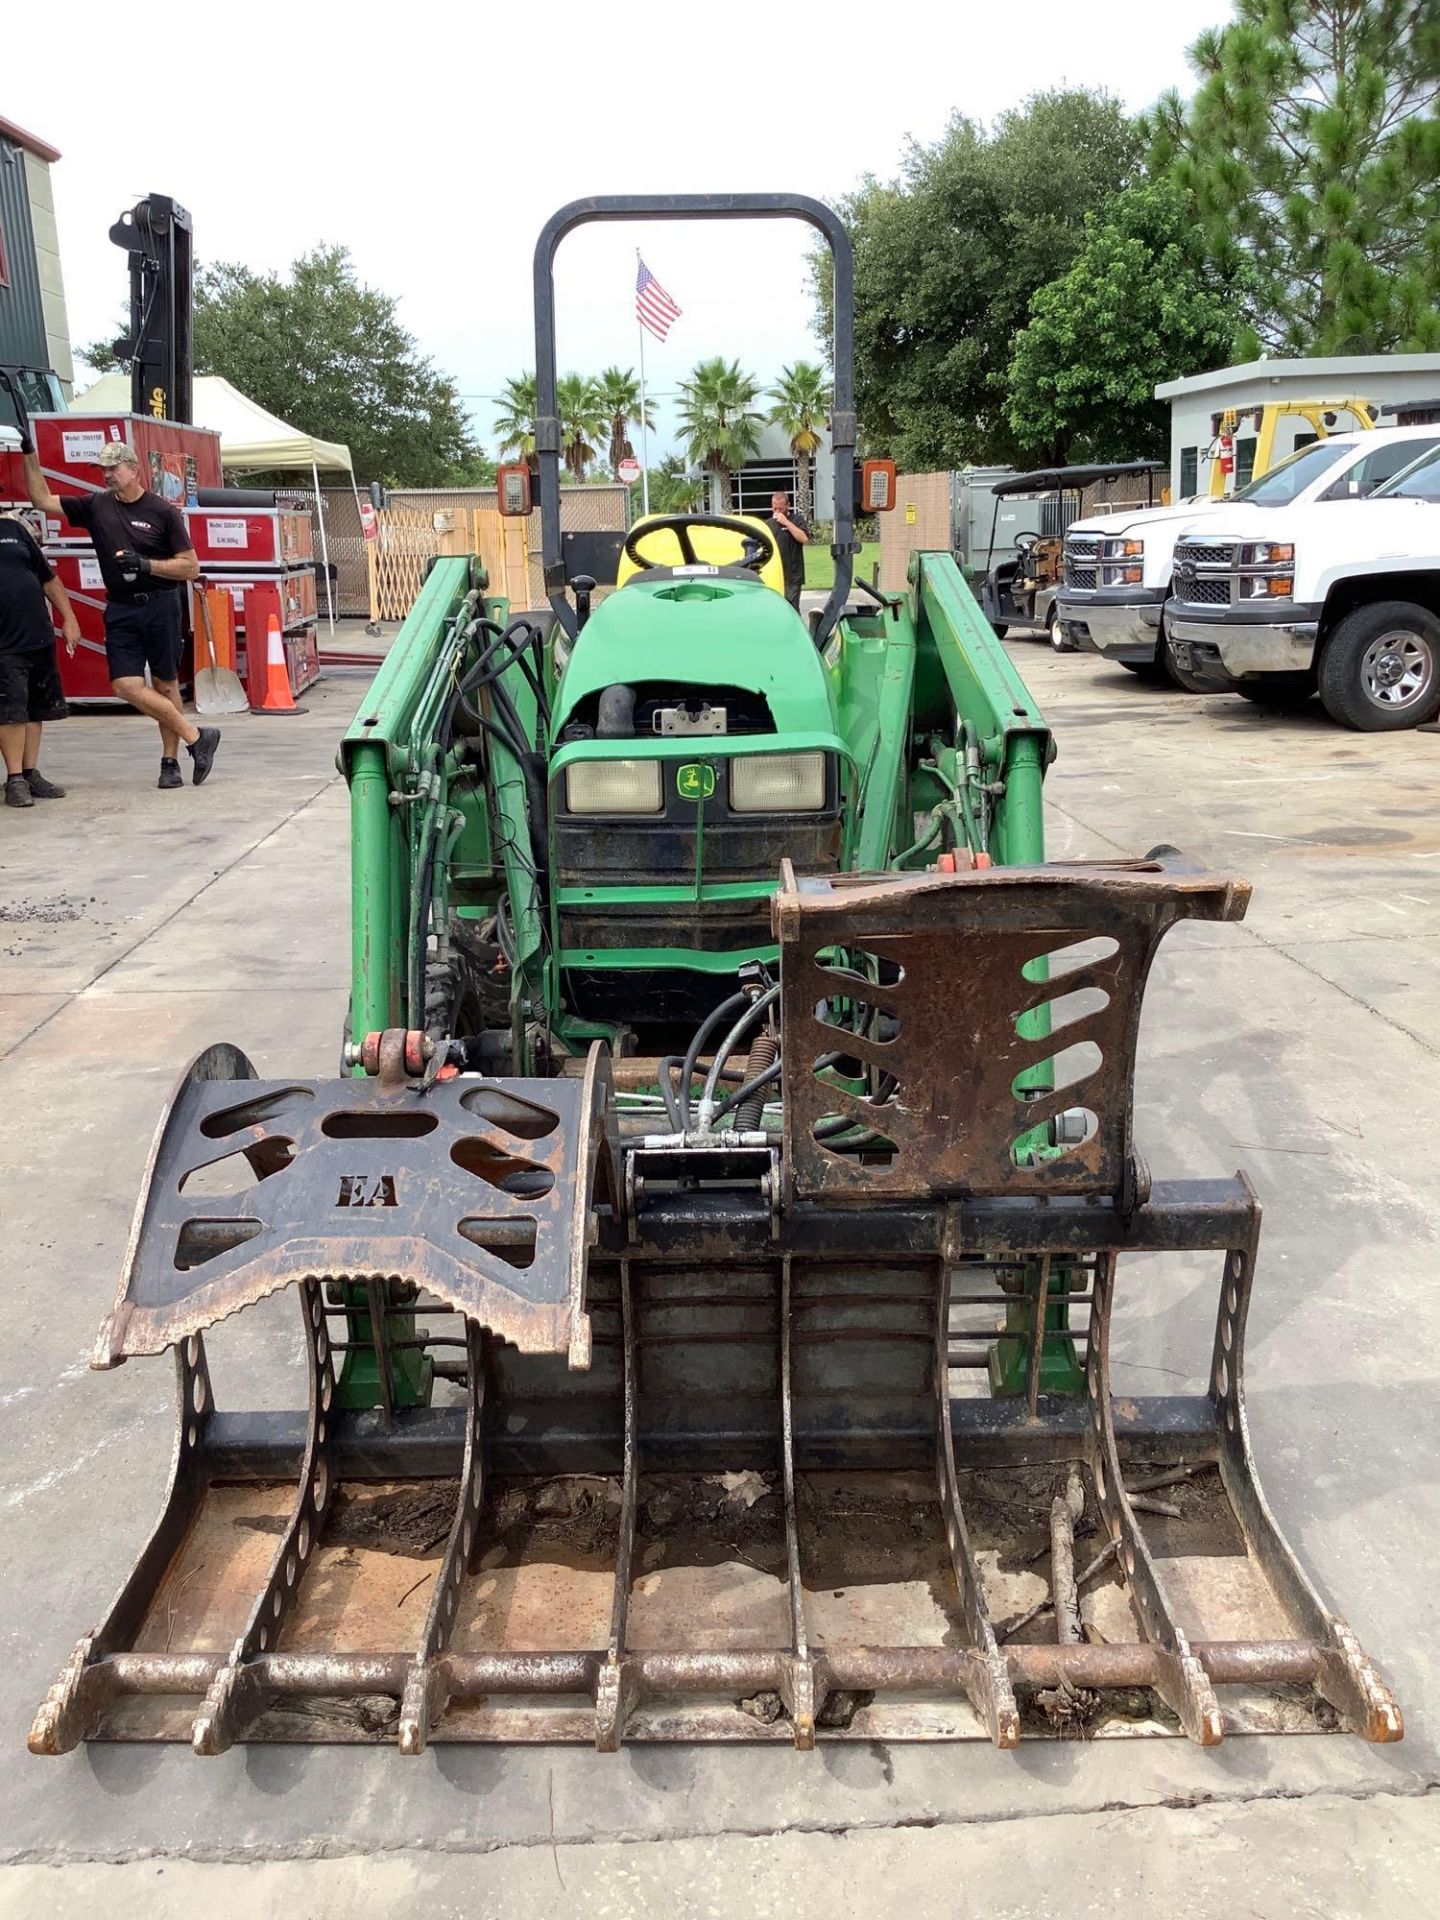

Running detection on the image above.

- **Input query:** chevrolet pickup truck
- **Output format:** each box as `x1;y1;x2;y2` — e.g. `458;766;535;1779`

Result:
1165;442;1440;731
1057;426;1440;692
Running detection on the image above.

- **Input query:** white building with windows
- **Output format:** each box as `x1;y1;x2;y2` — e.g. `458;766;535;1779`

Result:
1158;354;1440;499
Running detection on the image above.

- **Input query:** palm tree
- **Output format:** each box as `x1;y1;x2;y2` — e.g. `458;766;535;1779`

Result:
676;356;763;514
494;372;538;460
557;372;608;481
768;361;831;520
597;366;655;473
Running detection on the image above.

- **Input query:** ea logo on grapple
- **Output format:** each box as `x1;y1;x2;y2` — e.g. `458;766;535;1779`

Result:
336;1174;399;1208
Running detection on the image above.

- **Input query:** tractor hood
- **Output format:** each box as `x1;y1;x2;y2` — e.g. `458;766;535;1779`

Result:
552;574;837;735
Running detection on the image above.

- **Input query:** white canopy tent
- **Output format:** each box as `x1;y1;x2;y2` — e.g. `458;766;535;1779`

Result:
74;373;362;629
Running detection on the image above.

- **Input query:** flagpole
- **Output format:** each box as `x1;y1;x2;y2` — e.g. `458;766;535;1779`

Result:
636;249;651;518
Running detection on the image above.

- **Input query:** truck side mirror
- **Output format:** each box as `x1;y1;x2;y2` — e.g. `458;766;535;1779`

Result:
498;463;533;517
859;459;897;513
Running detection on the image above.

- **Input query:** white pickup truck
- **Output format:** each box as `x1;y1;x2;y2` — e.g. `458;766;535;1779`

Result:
1165;442;1440;730
1057;426;1440;690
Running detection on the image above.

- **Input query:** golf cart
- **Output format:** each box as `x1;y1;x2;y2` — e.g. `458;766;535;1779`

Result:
978;460;1164;649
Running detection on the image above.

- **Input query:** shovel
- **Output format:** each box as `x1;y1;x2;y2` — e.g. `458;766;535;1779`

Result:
192;584;249;715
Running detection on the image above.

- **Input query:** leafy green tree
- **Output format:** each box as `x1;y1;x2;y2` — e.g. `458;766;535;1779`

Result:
557;373;607;480
813;91;1143;468
494;373;538;461
87;246;484;487
767;361;832;518
1149;0;1440;352
677;357;763;512
1005;181;1253;463
597;367;656;473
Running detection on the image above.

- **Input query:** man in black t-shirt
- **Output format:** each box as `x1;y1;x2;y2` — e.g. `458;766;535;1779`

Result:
765;490;809;610
0;514;80;808
22;438;221;789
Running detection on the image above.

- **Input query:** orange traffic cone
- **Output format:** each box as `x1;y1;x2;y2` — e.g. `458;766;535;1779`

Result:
250;612;304;715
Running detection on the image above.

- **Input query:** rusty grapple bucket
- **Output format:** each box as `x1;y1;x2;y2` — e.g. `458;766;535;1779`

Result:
32;855;1401;1754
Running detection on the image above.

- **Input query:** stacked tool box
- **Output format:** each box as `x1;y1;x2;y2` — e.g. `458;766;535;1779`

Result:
0;411;223;702
0;420;320;701
188;491;320;697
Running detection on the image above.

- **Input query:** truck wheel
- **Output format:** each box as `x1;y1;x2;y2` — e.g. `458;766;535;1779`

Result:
1235;673;1316;709
1317;602;1440;731
1163;637;1229;695
1047;606;1071;652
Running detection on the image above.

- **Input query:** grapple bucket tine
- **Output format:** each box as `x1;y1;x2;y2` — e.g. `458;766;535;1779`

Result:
399;1319;486;1755
593;1259;638;1751
778;1256;821;1748
1208;1229;1402;1743
192;1281;337;1754
1085;1253;1224;1746
935;1251;1019;1747
29;1333;215;1755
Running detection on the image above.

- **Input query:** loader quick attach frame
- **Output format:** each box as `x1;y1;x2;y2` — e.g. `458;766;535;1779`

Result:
32;855;1401;1753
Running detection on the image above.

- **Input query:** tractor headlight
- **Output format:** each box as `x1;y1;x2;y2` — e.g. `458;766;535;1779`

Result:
729;751;826;814
564;758;663;815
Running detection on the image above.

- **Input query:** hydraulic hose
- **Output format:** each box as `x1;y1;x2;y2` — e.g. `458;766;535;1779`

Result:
678;991;749;1131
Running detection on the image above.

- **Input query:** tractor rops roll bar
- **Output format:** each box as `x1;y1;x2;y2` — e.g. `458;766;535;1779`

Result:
532;194;855;645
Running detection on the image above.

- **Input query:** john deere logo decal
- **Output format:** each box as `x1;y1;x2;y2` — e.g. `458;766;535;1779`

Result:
676;763;716;801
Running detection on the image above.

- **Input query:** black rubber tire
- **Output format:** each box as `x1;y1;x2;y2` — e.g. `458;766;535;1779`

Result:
1119;643;1168;682
1234;673;1316;709
990;622;1009;640
1163;637;1231;695
1316;601;1440;732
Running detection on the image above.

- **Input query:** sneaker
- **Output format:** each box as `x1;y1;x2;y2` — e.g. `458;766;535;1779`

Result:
158;758;184;790
5;774;34;809
24;768;65;799
187;726;221;786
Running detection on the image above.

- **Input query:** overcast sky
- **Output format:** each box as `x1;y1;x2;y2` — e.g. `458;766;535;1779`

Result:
10;0;1230;462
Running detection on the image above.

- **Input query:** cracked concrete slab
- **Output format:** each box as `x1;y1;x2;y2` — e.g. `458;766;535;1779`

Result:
2;647;1437;1908
2;1788;1436;1914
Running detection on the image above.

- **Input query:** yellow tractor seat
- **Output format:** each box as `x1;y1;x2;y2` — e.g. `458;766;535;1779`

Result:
616;512;787;597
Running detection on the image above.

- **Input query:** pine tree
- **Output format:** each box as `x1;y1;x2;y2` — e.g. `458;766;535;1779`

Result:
1149;0;1440;353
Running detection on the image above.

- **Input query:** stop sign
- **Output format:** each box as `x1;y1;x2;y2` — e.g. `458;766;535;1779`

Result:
617;456;642;485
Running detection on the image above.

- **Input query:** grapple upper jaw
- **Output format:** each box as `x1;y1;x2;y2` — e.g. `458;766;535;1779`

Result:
94;1039;617;1371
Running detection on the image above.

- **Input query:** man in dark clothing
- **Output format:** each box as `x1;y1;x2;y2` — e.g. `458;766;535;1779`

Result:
0;513;80;809
766;490;810;610
22;438;220;789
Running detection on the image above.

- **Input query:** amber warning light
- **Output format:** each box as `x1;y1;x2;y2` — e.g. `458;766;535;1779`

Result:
862;459;897;512
497;464;533;516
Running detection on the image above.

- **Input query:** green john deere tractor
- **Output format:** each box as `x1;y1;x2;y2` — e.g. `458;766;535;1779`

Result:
32;195;1399;1759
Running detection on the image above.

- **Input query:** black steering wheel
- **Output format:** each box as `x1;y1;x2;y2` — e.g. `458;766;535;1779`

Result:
623;513;778;576
1012;530;1042;553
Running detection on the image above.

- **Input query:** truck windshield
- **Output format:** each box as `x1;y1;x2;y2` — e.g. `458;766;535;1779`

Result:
1374;445;1440;502
1231;439;1352;506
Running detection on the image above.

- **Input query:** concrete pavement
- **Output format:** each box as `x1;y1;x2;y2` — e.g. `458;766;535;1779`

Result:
1;649;1437;1910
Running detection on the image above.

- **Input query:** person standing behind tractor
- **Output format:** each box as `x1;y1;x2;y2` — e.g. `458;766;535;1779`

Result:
0;513;80;808
766;490;809;611
20;439;220;789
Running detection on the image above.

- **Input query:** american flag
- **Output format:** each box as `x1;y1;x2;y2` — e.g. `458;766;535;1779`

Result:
636;257;682;341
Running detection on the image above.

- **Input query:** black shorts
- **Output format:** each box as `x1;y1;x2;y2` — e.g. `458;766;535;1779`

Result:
0;647;68;727
105;594;183;683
